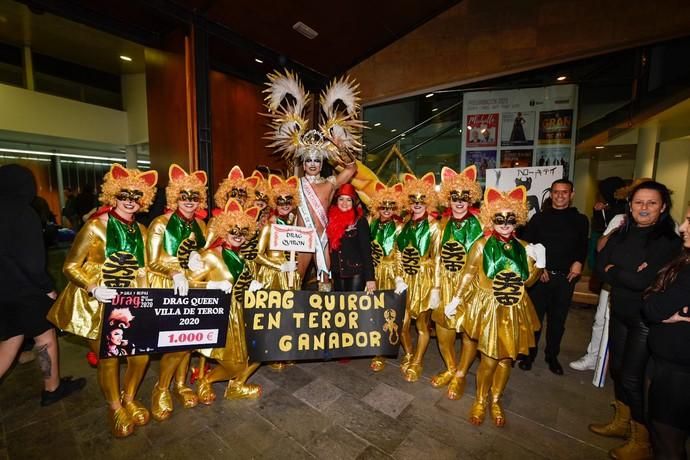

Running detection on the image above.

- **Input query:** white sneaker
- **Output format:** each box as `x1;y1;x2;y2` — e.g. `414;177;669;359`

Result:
569;355;596;371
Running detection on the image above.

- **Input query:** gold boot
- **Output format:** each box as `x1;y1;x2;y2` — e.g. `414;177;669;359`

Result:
430;369;456;388
400;353;413;373
173;383;199;409
122;398;150;426
609;421;652;460
447;375;466;400
469;397;487;426
589;400;631;439
225;381;262;400
151;385;174;422
490;398;506;427
404;362;423;382
196;377;216;405
109;407;135;438
370;356;386;372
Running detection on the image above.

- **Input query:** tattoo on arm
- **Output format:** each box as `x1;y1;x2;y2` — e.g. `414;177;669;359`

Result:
36;344;52;379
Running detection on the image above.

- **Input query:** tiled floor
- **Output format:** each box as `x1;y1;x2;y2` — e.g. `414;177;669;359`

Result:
0;304;621;459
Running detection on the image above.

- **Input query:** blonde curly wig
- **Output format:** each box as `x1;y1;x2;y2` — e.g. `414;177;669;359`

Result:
401;173;438;211
100;165;157;212
166;174;208;211
267;175;301;208
369;183;403;219
208;202;258;243
479;187;528;229
440;166;482;207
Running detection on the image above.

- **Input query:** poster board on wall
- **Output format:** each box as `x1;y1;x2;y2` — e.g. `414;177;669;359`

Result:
461;85;578;185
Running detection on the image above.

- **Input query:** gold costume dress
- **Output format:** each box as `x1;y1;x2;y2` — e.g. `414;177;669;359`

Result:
255;217;302;289
369;217;402;290
397;215;441;318
189;245;260;401
456;234;541;360
146;211;206;420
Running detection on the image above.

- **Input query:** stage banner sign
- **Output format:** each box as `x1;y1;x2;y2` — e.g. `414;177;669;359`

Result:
99;288;230;359
269;224;316;252
243;290;406;362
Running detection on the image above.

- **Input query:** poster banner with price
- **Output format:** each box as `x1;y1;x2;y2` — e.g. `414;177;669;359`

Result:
243;290;406;362
98;288;230;359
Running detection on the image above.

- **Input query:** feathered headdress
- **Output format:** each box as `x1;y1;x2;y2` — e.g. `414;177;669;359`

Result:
208;198;260;245
263;69;365;165
214;166;247;209
108;307;135;330
267;174;301;208
479;186;529;229
100;164;157;211
245;170;269;205
402;172;438;210
369;181;404;218
165;164;208;211
440;166;482;206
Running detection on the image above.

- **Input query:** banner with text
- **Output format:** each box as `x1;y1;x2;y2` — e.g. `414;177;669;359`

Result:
99;288;230;359
243;290;406;361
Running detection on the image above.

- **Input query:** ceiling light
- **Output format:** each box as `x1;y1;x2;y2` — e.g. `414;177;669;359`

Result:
391;129;397;133
293;21;318;39
556;75;567;81
119;55;132;62
255;58;264;64
595;145;605;149
0;147;124;162
425;93;434;98
467;126;472;130
401;133;406;138
431;108;438;112
374;122;381;127
614;154;623;158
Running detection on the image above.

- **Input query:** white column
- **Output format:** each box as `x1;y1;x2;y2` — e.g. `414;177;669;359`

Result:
22;46;34;90
125;145;137;168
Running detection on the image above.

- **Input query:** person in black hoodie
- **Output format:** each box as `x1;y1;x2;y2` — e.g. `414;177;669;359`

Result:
519;179;589;375
643;205;690;460
590;180;681;460
0;164;86;405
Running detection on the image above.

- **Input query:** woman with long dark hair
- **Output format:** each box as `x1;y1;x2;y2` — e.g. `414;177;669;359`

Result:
643;206;690;460
590;181;681;459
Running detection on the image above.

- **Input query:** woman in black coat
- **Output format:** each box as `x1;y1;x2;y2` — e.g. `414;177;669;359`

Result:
326;183;376;294
590;180;681;459
643;205;690;460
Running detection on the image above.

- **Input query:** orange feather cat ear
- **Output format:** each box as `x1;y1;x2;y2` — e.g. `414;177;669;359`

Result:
192;170;208;185
169;164;187;182
285;176;299;188
441;166;457;183
461;165;477;182
224;198;242;214
245;206;260;221
508;186;527;203
391;183;404;194
420;172;436;186
485;187;502;204
374;181;386;193
402;173;416;183
228;165;244;181
245;176;259;188
137;170;158;187
251;170;265;180
110;164;130;180
269;174;283;189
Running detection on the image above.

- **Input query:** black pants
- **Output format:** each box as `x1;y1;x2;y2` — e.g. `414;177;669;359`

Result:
649;359;690;459
333;274;364;292
609;311;650;423
527;272;575;360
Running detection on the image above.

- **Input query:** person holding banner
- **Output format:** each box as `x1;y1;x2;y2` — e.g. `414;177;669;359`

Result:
397;173;442;382
189;199;264;403
455;186;544;426
432;166;484;400
327;183;376;294
146;164;208;422
255;175;301;290
367;181;406;372
47;164;158;438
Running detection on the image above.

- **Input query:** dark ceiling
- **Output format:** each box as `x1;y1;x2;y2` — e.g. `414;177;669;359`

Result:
19;0;461;84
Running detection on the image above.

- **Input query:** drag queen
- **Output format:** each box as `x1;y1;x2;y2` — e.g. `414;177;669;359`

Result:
189;199;263;402
147;164;208;421
455;186;544;426
431;166;484;400
367;181;407;372
48;164;158;437
397;173;441;382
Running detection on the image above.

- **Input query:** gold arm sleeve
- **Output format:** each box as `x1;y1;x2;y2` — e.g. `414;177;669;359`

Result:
254;224;283;271
456;238;485;302
62;219;101;290
431;219;443;289
146;217;182;277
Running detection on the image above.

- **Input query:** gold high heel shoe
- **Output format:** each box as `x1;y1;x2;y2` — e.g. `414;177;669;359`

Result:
109;407;135;438
430;369;456;388
173;384;199;409
224;381;262;400
447;375;465;400
151;385;173;422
